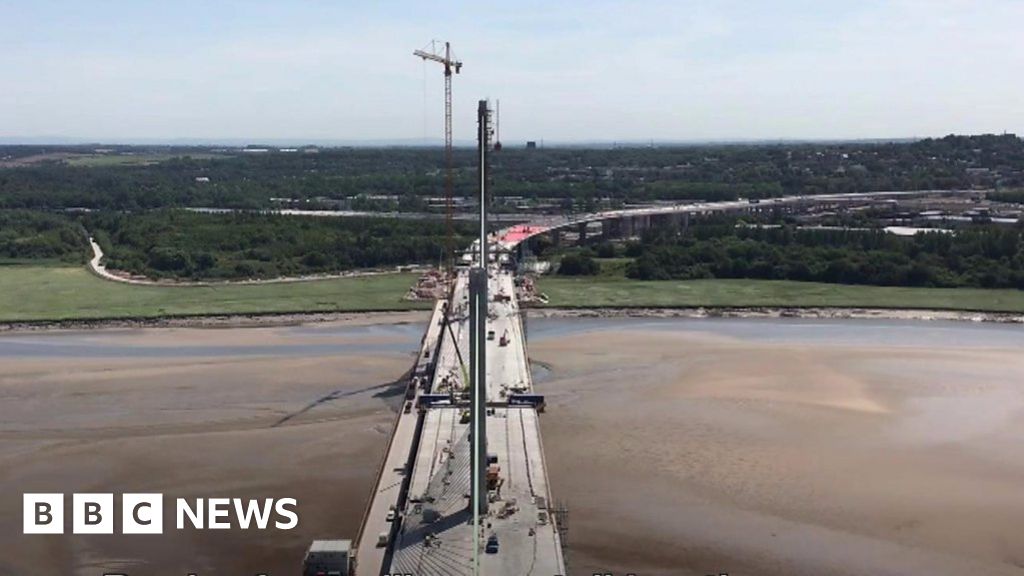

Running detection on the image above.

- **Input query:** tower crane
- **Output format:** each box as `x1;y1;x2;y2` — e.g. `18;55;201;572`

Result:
414;40;462;272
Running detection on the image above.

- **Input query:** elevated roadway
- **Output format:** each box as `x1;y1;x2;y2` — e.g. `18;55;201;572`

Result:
356;267;564;575
355;300;447;573
496;189;977;249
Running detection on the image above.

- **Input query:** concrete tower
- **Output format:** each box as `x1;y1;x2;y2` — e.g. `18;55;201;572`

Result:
469;99;491;520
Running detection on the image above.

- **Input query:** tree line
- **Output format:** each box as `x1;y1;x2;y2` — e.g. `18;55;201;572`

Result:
0;210;87;262
624;222;1024;289
1;134;1021;211
82;210;475;280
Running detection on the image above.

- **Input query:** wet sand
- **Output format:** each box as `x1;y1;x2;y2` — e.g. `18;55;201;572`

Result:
0;319;422;576
2;317;1022;575
531;324;1024;576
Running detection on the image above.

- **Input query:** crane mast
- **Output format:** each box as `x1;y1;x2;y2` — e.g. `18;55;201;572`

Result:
414;40;462;273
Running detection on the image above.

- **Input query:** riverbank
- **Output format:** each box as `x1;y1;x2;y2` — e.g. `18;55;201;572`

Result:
5;305;1024;332
4;263;1024;326
531;306;1024;323
538;276;1024;313
0;264;427;323
0;310;431;332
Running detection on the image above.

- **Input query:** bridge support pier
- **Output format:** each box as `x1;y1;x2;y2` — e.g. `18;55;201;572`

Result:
626;215;650;236
602;219;621;240
551;228;563;247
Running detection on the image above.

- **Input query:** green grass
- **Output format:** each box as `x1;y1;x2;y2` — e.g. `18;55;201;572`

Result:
0;265;427;322
538;276;1024;312
65;153;221;167
5;264;1024;323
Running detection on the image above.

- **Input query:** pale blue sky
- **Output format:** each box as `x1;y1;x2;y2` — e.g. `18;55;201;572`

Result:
1;0;1021;143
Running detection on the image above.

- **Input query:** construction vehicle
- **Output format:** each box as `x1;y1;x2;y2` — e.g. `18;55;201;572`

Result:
302;540;351;576
485;534;499;554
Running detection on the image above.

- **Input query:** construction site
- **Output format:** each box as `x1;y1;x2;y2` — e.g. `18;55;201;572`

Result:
302;41;567;575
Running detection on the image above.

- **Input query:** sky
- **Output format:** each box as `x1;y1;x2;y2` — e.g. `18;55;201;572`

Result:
0;0;1021;144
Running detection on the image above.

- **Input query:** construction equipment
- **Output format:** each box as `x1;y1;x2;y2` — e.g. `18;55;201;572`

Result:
302;540;351;576
414;40;462;272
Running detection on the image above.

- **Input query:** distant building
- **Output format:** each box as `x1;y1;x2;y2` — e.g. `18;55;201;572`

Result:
526;141;537;149
194;176;210;183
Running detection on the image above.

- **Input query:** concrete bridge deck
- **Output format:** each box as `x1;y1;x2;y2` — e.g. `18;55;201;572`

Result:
356;268;564;576
496;189;977;249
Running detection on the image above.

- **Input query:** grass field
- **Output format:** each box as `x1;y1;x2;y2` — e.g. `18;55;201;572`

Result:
64;153;223;167
0;265;427;322
538;276;1024;312
3;264;1024;323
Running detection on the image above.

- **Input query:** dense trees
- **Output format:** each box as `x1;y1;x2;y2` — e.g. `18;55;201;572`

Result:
3;135;1024;285
0;210;87;262
82;211;474;280
626;223;1024;289
990;190;1024;204
557;253;600;276
1;134;1021;211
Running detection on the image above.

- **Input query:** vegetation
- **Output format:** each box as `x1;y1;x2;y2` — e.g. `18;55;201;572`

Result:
556;253;600;276
0;210;88;262
625;222;1024;289
989;189;1024;204
538;276;1024;312
0;264;426;322
6;263;1023;323
1;134;1021;211
84;210;474;280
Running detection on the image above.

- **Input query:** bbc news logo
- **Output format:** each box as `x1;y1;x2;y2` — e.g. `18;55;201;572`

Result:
24;493;298;534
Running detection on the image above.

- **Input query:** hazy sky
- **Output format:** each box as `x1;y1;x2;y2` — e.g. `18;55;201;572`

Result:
1;0;1021;143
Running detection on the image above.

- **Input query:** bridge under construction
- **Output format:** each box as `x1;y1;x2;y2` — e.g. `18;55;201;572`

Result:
349;101;566;576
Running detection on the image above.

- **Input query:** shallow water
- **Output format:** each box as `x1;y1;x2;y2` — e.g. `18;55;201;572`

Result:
1;317;1021;359
528;316;1024;348
0;323;426;358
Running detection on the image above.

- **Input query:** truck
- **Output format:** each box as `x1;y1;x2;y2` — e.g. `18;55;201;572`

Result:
302;540;351;576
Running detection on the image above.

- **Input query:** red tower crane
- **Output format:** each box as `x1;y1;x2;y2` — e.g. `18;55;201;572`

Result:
414;40;462;272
